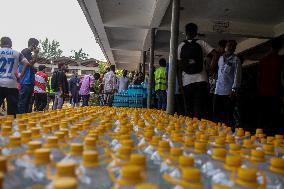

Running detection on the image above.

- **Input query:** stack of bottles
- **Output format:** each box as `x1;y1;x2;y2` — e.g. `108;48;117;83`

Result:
0;107;283;189
113;91;129;107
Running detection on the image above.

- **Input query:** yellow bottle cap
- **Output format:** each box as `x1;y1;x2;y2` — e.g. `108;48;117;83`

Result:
53;177;77;189
135;183;159;189
214;137;226;147
43;125;52;134
121;140;135;148
184;138;194;147
70;143;83;156
263;144;274;155
130;154;146;168
56;161;77;178
212;184;232;189
83;151;99;168
45;136;59;148
84;137;96;150
212;148;226;161
242;139;254;149
170;147;183;157
27;141;42;155
117;146;132;160
31;128;41;139
18;124;27;131
1;126;12;136
250;150;265;162
182;168;201;182
179;156;194;167
117;165;144;186
193;142;206;153
70;126;78;135
226;135;235;143
0;156;7;173
235;168;258;188
54;132;65;141
34;148;51;165
269;158;284;174
150;136;162;146
275;135;283;140
21;130;32;143
9;136;21;146
224;156;241;171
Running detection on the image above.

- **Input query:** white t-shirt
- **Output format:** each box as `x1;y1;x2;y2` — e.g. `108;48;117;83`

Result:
118;76;129;92
0;48;25;88
103;70;116;93
177;39;213;86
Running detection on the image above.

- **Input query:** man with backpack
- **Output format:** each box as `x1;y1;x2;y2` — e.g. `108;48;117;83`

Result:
178;23;218;119
51;62;69;109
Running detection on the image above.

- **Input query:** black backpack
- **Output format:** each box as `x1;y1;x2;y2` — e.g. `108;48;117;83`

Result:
51;71;59;91
180;39;204;74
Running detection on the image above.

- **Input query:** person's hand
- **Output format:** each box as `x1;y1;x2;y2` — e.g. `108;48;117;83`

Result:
229;91;236;99
15;73;22;81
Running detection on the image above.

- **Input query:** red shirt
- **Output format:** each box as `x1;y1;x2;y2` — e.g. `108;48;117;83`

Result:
34;71;48;93
259;52;283;96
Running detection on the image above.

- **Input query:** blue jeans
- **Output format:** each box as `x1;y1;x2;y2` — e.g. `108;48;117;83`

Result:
18;84;34;114
53;92;64;110
156;90;167;110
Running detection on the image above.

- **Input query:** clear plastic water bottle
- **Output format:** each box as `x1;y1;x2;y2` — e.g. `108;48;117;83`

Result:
231;168;265;189
56;161;77;178
170;168;204;189
43;136;65;162
190;142;210;168
52;177;77;189
0;126;12;148
242;150;267;169
61;143;83;163
2;136;26;157
169;156;194;179
264;158;284;189
79;151;112;189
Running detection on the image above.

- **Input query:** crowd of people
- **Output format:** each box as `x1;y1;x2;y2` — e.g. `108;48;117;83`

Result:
0;22;283;132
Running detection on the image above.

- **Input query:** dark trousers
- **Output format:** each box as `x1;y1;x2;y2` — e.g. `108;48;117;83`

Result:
0;87;19;116
183;81;208;119
156;90;167;110
175;94;185;115
213;94;234;126
18;84;34;114
82;95;90;106
34;93;47;111
207;93;214;121
258;96;281;134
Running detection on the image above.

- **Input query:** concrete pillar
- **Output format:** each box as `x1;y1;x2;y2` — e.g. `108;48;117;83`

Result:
142;51;146;75
147;28;155;108
166;0;180;115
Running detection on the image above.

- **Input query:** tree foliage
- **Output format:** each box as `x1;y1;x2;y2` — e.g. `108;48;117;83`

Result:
70;48;89;61
39;38;63;60
98;61;110;74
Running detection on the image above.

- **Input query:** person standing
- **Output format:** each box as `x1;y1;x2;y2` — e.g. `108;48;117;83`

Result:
0;37;30;116
178;23;218;119
51;63;69;110
103;65;116;106
69;72;80;107
117;70;129;92
213;40;242;126
258;38;283;133
46;76;55;110
154;58;167;110
34;65;48;111
79;74;95;106
18;38;39;114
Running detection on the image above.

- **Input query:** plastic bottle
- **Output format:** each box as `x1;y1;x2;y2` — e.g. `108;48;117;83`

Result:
171;168;204;189
243;150;267;169
53;177;77;189
24;148;52;188
211;155;242;187
144;136;161;159
190;142;209;168
113;165;144;189
79;151;112;189
150;141;171;166
56;161;77;178
183;138;194;155
62;143;83;163
44;136;65;162
231;168;264;189
169;156;194;179
228;143;241;156
0;126;12;148
2;136;25;157
264;157;284;189
135;183;159;189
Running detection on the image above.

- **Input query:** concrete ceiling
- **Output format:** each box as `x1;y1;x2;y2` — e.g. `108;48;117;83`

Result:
78;0;284;71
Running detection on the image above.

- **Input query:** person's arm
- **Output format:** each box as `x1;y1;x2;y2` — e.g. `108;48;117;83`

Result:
17;56;30;81
30;47;39;66
209;50;219;77
231;57;242;98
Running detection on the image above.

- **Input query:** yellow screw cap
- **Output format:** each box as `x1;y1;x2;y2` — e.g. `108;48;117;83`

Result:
193;142;206;153
21;130;32;143
1;126;12;136
34;148;50;165
250;150;265;162
121;140;135;148
236;168;258;188
27;141;42;155
135;183;159;189
45;136;58;148
117;165;144;185
212;148;226;161
0;156;7;173
170;147;183;157
130;154;146;168
182;168;201;182
56;161;77;178
224;156;241;171
9;136;21;146
117;146;132;159
269;158;284;174
212;184;232;189
83;151;99;168
53;177;77;189
179;156;194;167
70;143;83;156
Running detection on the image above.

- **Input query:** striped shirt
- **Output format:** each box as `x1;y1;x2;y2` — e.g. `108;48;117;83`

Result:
34;71;48;93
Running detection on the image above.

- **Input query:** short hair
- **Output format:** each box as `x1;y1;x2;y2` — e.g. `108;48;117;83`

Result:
94;72;100;80
227;40;237;48
28;38;39;47
159;58;167;67
38;65;46;71
218;40;228;49
1;37;12;48
110;65;115;71
271;38;282;51
185;23;198;37
58;62;65;69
